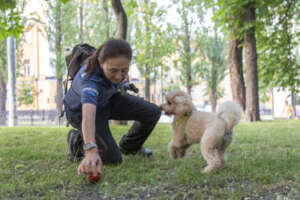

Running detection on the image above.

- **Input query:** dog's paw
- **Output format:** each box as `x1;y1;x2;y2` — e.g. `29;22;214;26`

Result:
169;148;178;159
201;166;215;174
169;152;178;159
177;149;186;158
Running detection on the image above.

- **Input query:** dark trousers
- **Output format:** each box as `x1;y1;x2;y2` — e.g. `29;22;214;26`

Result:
66;93;161;164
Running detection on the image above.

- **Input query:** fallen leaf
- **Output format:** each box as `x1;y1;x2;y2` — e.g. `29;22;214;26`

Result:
15;164;24;170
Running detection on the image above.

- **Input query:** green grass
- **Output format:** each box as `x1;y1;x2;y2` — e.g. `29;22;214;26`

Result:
0;120;300;200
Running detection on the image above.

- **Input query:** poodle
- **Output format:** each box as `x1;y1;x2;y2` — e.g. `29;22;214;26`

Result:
160;90;242;173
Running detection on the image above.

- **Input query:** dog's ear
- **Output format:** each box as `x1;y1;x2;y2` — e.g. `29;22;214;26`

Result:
173;96;187;103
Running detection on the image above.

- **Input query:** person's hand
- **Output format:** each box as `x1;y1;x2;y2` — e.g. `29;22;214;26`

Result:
77;148;102;176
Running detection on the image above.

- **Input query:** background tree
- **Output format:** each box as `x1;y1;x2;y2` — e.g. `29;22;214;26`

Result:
0;41;7;113
0;0;25;126
17;80;35;106
111;0;127;39
0;40;7;125
83;0;115;45
243;3;260;121
79;0;84;42
211;0;261;121
46;0;64;122
171;0;199;96
228;37;245;111
46;0;78;123
217;1;246;111
103;0;110;38
133;0;173;102
212;0;300;121
197;32;227;112
256;0;300;112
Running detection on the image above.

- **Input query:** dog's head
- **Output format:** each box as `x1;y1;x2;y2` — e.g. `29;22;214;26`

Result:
160;90;195;117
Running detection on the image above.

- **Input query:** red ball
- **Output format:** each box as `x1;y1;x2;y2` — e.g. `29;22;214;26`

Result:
87;172;101;183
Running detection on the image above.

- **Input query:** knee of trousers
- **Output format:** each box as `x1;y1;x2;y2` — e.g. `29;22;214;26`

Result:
102;154;123;165
150;104;162;123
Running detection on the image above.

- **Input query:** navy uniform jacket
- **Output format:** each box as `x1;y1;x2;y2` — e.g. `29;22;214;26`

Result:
63;65;121;116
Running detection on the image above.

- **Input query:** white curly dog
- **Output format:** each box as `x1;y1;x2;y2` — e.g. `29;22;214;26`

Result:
160;91;242;173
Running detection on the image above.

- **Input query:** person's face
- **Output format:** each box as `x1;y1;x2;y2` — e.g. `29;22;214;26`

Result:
100;56;130;84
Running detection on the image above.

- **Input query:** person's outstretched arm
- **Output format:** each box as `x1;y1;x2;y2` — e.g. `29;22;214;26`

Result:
77;103;102;176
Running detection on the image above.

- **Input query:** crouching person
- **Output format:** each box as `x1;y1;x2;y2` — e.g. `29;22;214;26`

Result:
63;38;161;176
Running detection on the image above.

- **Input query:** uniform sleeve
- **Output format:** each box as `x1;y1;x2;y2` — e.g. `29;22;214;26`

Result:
80;73;100;106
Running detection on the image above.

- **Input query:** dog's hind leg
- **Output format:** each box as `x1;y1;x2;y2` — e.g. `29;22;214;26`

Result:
200;128;223;173
214;133;233;168
214;149;225;167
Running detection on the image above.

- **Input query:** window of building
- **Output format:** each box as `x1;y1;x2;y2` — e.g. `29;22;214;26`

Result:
23;59;31;77
24;32;31;44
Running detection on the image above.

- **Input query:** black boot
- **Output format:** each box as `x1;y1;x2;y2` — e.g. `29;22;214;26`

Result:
67;129;84;162
120;146;153;157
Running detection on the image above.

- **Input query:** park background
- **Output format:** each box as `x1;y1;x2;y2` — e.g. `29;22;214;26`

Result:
1;0;300;199
0;0;299;126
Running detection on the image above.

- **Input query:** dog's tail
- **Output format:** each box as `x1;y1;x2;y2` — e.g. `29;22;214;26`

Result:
217;101;243;133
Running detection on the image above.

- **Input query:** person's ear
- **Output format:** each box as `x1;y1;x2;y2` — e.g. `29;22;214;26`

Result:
98;59;104;68
98;58;103;64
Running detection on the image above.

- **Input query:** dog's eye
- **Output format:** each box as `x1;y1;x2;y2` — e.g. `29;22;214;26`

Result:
167;101;171;105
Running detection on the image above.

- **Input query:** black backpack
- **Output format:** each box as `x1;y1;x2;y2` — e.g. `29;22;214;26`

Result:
64;43;95;94
65;43;96;80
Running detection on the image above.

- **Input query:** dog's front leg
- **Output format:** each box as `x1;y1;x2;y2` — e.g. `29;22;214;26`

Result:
169;141;190;159
176;147;186;158
168;140;178;159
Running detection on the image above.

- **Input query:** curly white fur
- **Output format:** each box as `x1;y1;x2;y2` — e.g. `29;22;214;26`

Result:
160;91;242;173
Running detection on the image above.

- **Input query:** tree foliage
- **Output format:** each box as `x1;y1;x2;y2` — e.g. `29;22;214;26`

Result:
0;0;16;11
256;0;300;92
171;0;201;95
132;0;174;101
197;31;227;111
0;0;26;41
46;0;79;78
18;81;35;106
212;0;299;92
83;0;116;45
0;10;23;41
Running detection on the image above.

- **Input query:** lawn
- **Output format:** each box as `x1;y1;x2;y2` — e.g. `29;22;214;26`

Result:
0;120;300;200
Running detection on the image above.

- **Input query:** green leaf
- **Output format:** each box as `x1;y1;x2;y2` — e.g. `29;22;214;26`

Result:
61;0;70;4
15;164;24;170
0;0;16;10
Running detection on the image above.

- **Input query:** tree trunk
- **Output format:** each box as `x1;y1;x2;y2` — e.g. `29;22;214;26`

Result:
228;38;246;111
211;64;217;112
0;71;6;111
55;0;64;124
244;6;260;121
55;78;64;124
111;0;128;125
160;66;164;105
182;3;192;96
291;91;296;119
0;70;7;125
111;0;127;40
186;66;192;96
79;0;84;42
145;77;150;102
7;36;18;126
103;0;110;38
210;90;217;112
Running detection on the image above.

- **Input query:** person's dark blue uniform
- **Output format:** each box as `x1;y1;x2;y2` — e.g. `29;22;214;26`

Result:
64;65;161;163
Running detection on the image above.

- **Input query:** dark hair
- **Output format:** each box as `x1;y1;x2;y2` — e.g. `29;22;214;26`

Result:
85;38;132;74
